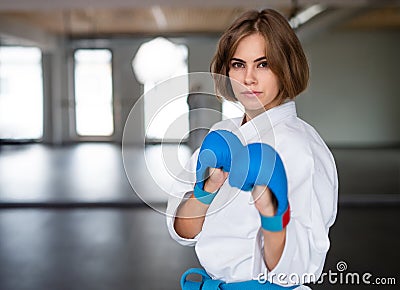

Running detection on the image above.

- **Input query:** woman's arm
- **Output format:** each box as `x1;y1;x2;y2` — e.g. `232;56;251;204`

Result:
252;185;286;271
174;168;228;239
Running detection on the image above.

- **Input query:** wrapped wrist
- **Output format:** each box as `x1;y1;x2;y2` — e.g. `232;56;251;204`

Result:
259;204;290;232
193;184;218;205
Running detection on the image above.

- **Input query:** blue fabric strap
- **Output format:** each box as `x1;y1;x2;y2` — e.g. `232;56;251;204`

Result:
181;268;298;290
181;268;210;290
259;205;291;232
193;184;217;205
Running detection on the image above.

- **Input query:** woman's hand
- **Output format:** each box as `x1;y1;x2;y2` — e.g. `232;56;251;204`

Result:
251;185;277;217
204;167;229;193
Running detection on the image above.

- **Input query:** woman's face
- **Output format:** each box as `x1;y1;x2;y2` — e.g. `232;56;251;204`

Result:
228;33;280;118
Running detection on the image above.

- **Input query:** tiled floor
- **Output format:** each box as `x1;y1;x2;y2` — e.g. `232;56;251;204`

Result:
0;143;399;290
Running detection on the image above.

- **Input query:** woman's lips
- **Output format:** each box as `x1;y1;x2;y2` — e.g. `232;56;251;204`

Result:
241;90;262;97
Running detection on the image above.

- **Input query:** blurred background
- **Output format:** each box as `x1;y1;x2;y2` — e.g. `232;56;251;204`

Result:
0;0;399;289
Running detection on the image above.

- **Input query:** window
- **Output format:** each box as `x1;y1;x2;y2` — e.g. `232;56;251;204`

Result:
74;49;114;136
0;46;43;140
132;37;189;141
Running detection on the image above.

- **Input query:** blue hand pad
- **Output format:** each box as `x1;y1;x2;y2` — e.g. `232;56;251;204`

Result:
194;130;290;231
195;130;243;191
229;143;290;231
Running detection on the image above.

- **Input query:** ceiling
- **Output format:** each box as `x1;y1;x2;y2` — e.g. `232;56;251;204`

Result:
0;0;399;37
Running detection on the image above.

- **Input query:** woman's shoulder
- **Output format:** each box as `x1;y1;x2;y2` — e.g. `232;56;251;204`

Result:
275;116;334;162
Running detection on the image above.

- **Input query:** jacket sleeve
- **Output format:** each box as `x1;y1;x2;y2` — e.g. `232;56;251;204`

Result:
261;143;339;286
166;148;200;246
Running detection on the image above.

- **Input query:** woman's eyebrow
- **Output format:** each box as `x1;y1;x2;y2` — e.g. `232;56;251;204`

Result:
254;56;267;62
230;56;267;63
231;57;245;63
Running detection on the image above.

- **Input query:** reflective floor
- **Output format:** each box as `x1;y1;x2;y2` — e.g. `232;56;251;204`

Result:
0;208;200;290
0;143;193;204
0;143;399;290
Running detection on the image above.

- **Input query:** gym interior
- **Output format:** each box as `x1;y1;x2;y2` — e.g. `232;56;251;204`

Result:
0;1;399;289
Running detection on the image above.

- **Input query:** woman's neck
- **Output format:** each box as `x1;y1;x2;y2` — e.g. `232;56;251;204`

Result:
243;104;276;124
243;109;264;124
243;97;286;124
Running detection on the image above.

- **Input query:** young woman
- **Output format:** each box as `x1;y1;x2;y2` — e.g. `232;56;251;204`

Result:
166;9;338;289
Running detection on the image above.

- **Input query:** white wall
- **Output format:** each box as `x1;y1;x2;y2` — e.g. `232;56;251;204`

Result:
111;40;144;145
297;30;400;146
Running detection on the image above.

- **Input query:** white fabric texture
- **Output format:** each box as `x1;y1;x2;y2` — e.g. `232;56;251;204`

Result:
166;101;338;288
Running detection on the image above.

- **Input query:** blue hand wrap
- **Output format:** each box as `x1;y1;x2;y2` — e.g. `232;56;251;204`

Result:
229;143;290;231
194;130;242;204
193;184;217;205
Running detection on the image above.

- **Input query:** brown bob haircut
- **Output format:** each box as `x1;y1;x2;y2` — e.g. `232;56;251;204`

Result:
211;9;309;104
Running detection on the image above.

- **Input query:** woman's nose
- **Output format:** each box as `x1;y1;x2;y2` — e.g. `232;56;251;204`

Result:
244;68;256;86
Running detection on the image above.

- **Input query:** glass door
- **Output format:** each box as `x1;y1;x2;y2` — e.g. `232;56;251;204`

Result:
0;46;43;141
74;49;114;137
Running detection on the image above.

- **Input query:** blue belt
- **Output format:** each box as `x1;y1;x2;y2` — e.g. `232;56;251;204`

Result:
181;268;298;290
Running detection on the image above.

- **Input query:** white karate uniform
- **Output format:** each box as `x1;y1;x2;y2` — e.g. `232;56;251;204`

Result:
166;101;338;289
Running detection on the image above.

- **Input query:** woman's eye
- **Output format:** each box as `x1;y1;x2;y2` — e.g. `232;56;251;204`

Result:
231;62;244;69
258;61;268;68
